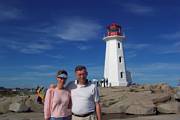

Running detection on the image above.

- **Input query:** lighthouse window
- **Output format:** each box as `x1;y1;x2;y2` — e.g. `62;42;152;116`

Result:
118;43;120;48
119;56;122;63
110;29;118;32
120;72;123;78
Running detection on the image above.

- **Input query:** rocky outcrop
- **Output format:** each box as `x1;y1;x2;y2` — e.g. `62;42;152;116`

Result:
126;104;156;115
0;83;180;117
174;87;180;101
157;102;180;113
25;95;43;112
174;91;180;100
151;93;171;104
0;95;43;114
100;83;180;115
9;102;29;112
0;97;12;113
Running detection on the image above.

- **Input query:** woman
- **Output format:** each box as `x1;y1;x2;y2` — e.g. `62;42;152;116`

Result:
44;70;72;120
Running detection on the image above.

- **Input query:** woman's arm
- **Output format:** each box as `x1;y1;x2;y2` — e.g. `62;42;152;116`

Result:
44;89;52;120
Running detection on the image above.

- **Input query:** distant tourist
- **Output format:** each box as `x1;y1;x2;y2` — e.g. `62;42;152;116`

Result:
103;79;106;87
35;86;46;104
100;80;103;87
44;70;72;120
66;65;102;120
105;79;108;87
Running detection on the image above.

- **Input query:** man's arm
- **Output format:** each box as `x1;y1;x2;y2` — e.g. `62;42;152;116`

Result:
95;102;102;120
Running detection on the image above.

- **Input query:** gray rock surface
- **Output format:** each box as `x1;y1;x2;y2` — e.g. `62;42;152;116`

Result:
1;83;180;120
9;102;29;112
125;104;156;115
174;91;180;100
25;95;43;112
0;97;11;114
157;102;180;113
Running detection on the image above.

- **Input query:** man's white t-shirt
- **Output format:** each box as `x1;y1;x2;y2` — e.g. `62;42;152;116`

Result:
66;80;100;115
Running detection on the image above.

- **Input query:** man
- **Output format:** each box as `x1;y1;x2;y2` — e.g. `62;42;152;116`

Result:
66;65;102;120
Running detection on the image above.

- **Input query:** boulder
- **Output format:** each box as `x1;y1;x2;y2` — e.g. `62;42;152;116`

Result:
157;102;180;114
0;97;11;114
151;93;171;104
142;91;152;94
116;92;156;115
25;95;43;112
102;101;129;113
143;84;153;91
160;84;173;92
125;104;156;115
9;102;29;112
11;95;29;103
174;91;180;101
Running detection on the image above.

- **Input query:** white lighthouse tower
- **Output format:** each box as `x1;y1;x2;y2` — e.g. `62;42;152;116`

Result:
103;23;131;86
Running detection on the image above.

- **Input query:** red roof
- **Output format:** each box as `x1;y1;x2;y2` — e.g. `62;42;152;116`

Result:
107;23;121;29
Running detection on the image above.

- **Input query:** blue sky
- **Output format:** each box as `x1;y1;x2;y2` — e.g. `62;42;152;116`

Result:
0;0;180;88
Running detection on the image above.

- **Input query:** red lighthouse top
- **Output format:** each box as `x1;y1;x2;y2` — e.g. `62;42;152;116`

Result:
106;23;122;37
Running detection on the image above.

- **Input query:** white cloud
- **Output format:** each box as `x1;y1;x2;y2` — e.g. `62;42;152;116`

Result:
174;41;180;47
76;45;91;50
157;41;180;54
129;63;180;77
56;18;102;41
23;71;55;77
47;54;64;59
4;17;102;45
122;3;154;15
125;43;150;50
21;44;52;54
87;65;103;79
140;63;180;71
126;51;137;58
8;41;53;54
0;5;22;21
0;71;55;88
112;43;151;59
128;62;180;86
27;65;56;71
0;76;36;82
160;31;180;40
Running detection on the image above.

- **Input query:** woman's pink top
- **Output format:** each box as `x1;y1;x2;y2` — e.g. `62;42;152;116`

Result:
44;88;71;119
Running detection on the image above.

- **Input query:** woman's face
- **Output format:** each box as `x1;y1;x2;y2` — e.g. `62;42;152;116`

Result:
57;77;67;85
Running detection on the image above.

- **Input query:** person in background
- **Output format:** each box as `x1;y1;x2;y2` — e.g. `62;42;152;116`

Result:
35;86;46;104
44;70;72;120
66;65;102;120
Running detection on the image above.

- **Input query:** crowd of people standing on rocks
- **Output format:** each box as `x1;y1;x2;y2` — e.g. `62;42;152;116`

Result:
97;78;110;88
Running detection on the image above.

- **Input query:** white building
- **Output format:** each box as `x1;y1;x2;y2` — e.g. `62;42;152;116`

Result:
103;23;132;86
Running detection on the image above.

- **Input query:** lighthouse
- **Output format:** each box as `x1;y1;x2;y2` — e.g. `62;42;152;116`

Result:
103;23;131;86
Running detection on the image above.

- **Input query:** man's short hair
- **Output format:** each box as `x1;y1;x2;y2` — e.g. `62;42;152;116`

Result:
75;65;87;72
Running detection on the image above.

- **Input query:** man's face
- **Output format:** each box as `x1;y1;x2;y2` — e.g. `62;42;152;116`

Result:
75;69;88;81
